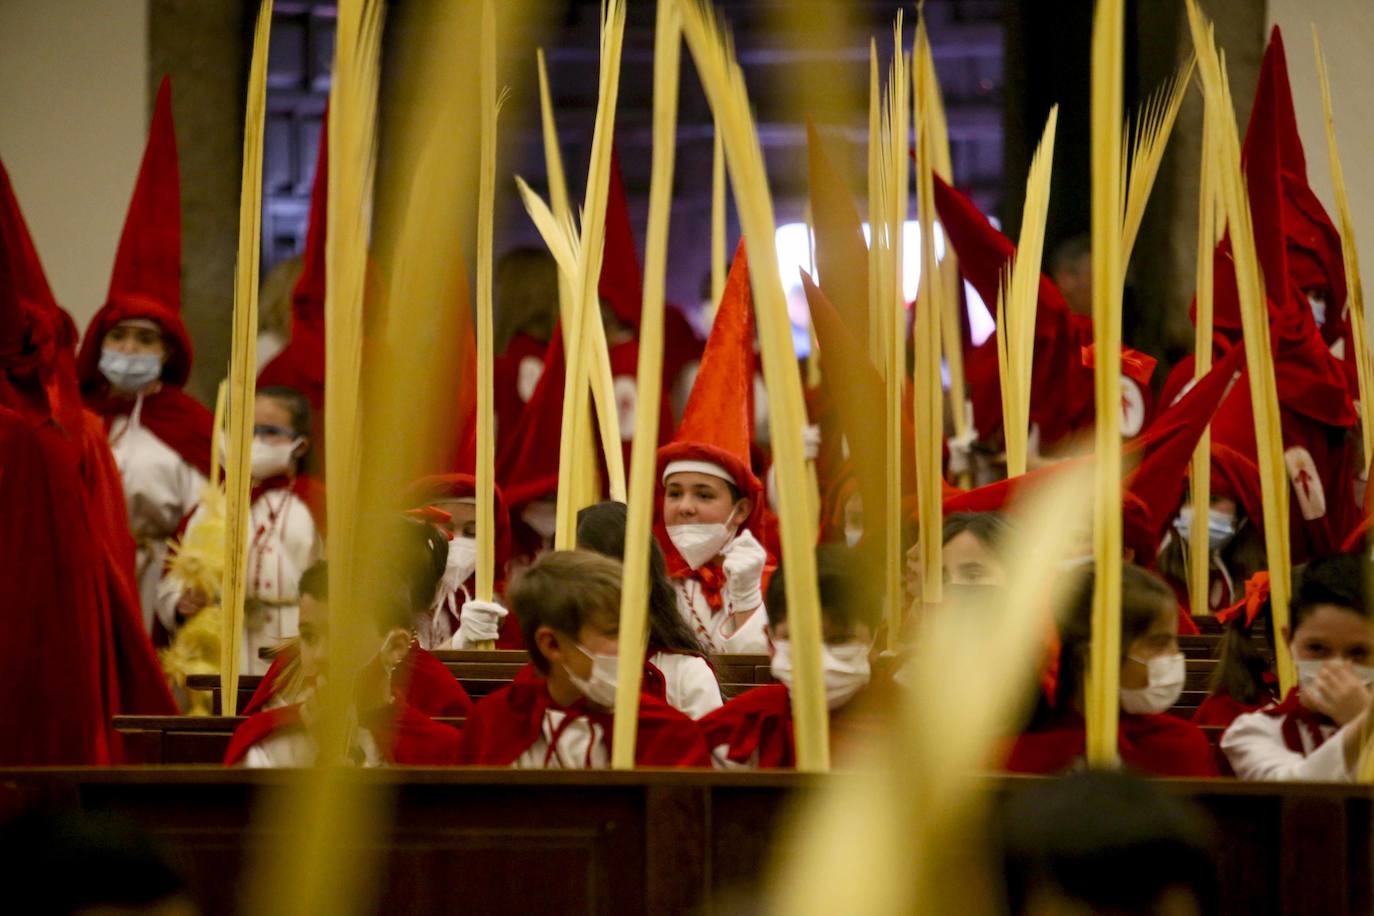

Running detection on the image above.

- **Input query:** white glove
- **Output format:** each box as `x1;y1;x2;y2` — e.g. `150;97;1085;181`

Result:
801;423;822;461
722;529;767;611
451;599;508;648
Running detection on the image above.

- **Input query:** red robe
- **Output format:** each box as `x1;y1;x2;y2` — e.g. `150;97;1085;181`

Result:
1003;711;1218;778
223;700;462;766
0;407;110;764
458;663;710;767
492;332;549;458
84;386;214;478
244;644;472;718
697;683;886;769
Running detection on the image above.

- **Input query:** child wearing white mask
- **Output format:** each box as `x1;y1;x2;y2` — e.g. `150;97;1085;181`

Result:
1221;554;1374;782
457;550;711;768
699;545;882;769
659;460;772;655
157;386;323;673
1005;563;1217;777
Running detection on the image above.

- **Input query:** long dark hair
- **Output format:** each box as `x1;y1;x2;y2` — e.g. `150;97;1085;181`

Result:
576;501;707;655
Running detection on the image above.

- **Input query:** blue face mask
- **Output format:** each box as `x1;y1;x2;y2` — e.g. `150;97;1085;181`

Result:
99;348;162;393
1173;505;1236;552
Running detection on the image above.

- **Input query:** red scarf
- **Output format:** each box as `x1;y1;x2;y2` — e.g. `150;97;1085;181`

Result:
1261;686;1334;754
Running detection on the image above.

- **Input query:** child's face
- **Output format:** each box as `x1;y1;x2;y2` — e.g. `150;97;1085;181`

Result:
663;471;746;527
435;500;477;539
1288;605;1374;665
537;614;619;681
769;618;873;649
941;531;1004;586
298;594;329;682
103;320;167;360
1121;605;1179;690
254;396;298;444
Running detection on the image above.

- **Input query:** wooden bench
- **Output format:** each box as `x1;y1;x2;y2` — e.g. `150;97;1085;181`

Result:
113;715;467;765
0;768;1366;916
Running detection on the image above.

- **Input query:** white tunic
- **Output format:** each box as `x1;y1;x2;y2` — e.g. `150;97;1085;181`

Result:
240;723;385;768
674;578;769;655
1220;706;1355;782
513;709;609;769
648;651;723;719
159;483;323;674
108;404;207;632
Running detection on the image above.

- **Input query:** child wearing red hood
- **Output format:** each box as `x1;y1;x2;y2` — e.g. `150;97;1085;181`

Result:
225;559;462;768
700;544;886;769
458;550;710;768
1004;563;1217;778
77;78;213;633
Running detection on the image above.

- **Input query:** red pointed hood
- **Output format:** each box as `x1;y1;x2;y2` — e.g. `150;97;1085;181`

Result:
495;327;568;509
0;157;66;421
599;146;643;331
259;109;328;408
806;119;870;345
1243;26;1346;312
402;472;512;582
78;76;193;392
658;241;762;510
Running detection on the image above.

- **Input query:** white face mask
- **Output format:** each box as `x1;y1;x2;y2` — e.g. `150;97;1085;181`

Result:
844;525;863;548
1308;292;1328;328
565;641;618;708
1297;659;1374;691
522;501;558;540
1172;505;1238;553
1119;652;1186;715
99;348;161;393
666;507;741;570
443;536;477;592
250;437;300;480
770;638;872;710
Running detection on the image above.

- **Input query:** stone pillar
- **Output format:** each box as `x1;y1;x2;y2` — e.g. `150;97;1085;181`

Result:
149;0;251;404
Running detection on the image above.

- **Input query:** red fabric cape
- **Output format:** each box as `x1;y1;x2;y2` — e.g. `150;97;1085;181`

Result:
223;700;462;766
698;682;889;769
85;385;214;478
245;644;471;718
0;408;110;764
457;663;710;767
1191;692;1268;730
1003;712;1218;778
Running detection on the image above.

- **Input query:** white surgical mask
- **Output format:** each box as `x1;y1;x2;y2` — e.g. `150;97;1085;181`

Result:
443;536;477;592
666;507;740;570
99;348;161;393
1297;659;1374;691
770;638;872;710
565;641;618;708
844;525;863;548
1119;652;1186;714
522;501;558;540
1172;505;1237;553
1308;292;1328;328
250;437;300;480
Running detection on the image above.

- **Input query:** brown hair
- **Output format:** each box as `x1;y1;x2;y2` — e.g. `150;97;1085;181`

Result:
509;550;623;673
494;247;560;352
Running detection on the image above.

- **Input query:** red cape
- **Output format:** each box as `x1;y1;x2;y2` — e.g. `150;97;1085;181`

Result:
1003;712;1218;778
85;385;214;478
245;644;471;718
458;663;710;767
223;700;462;766
1192;692;1269;730
697;682;887;769
0;408;110;764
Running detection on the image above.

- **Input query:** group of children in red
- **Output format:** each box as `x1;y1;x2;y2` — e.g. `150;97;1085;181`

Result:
3;20;1373;788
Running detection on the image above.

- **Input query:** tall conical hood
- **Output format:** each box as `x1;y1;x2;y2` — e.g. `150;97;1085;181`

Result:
599;146;643;331
259;110;329;409
77;76;193;390
806;118;870;345
659;240;760;502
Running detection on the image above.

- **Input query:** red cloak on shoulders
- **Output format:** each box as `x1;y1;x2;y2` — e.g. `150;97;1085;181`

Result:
223;700;461;766
1003;711;1218;778
458;663;710;767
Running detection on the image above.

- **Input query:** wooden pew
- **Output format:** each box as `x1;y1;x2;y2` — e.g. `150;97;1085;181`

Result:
113;715;467;765
0;768;1366;916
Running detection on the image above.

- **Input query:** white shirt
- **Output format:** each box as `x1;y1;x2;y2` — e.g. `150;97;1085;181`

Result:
1221;706;1355;782
241;728;316;768
158;482;323;673
108;403;207;631
648;651;723;719
513;709;609;769
674;578;769;655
